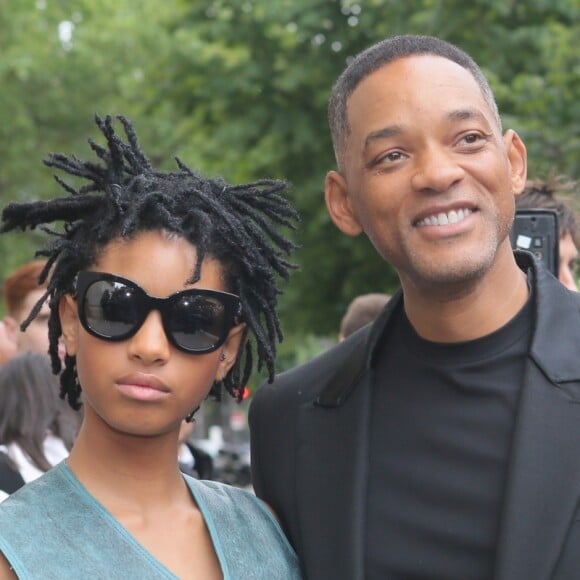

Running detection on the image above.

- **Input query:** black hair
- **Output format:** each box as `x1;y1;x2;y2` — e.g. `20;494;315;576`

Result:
328;34;501;169
1;114;299;409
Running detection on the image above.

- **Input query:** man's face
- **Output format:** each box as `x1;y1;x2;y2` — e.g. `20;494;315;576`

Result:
325;55;527;292
559;232;579;291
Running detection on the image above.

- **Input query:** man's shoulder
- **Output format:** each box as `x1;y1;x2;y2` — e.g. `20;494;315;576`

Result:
254;324;372;407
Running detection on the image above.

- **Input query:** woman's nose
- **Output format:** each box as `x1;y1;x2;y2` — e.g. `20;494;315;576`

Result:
127;310;171;364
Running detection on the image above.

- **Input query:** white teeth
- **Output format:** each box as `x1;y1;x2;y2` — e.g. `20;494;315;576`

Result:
417;208;472;227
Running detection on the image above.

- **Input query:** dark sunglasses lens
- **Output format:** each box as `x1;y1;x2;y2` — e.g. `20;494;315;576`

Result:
84;280;142;338
168;294;230;351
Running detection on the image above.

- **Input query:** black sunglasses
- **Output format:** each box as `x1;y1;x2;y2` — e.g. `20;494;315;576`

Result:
74;271;242;354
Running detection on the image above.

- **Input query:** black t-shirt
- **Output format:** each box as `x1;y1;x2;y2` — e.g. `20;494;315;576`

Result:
365;296;532;579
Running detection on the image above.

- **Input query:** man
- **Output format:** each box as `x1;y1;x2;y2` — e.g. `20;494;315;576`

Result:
250;35;580;579
516;175;579;291
338;292;391;341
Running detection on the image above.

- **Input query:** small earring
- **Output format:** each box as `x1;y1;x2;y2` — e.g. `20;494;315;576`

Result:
185;405;200;423
219;353;226;361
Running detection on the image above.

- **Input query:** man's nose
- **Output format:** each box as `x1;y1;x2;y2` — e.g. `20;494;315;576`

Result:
411;145;465;193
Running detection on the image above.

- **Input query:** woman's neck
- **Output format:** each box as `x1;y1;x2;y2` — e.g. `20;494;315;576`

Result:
66;419;189;515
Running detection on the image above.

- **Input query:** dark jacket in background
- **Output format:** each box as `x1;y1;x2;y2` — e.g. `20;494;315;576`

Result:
0;452;25;494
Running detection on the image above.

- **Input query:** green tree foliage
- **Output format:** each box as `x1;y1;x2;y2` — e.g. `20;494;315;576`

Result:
0;0;578;343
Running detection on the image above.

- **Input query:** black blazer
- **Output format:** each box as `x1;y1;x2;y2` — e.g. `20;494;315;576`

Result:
250;253;580;580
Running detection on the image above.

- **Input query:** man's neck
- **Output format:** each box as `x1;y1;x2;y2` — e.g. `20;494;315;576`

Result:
401;251;529;343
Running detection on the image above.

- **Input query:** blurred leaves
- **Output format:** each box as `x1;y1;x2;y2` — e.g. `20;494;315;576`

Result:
0;0;578;357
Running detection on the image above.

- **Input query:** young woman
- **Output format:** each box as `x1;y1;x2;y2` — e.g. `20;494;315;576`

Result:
0;115;301;579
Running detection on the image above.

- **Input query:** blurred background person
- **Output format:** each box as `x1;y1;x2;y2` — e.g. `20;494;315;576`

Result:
339;292;392;341
0;321;17;367
516;175;580;291
1;260;64;359
0;448;24;497
0;352;77;494
177;420;214;480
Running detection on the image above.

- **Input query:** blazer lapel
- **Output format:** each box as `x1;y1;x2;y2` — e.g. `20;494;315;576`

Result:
494;366;580;579
295;371;371;580
292;294;402;579
496;257;580;579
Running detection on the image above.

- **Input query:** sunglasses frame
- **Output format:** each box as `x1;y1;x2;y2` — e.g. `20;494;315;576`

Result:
74;271;242;354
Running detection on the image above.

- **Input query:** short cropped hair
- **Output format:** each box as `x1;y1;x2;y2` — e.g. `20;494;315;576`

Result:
328;34;501;169
339;293;391;340
516;175;580;246
2;260;47;318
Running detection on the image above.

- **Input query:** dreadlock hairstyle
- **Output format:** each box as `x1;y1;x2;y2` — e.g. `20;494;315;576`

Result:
1;114;299;410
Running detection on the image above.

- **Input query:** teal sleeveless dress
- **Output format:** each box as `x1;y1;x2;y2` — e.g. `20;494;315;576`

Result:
0;462;301;579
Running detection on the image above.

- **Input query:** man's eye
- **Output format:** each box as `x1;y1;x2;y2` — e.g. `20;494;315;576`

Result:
380;151;404;163
461;133;482;144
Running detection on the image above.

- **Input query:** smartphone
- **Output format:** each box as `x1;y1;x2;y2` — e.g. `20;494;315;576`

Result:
509;209;559;276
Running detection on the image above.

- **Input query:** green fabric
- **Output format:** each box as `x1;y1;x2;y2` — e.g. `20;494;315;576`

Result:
0;462;301;579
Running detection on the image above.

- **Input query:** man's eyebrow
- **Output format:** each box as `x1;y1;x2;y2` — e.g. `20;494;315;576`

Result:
363;125;403;152
362;109;492;153
446;108;489;125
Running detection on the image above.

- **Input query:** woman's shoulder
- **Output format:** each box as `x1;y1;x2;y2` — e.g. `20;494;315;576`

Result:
186;477;302;578
0;463;65;525
0;465;70;579
186;477;262;515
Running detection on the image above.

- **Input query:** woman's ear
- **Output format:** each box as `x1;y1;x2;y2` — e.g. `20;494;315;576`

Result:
59;294;79;357
216;323;247;381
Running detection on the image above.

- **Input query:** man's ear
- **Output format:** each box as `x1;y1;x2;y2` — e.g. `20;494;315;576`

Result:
325;170;363;237
59;294;79;357
504;129;527;197
216;323;246;381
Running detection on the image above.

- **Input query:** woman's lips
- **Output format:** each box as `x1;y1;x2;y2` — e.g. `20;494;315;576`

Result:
115;373;170;401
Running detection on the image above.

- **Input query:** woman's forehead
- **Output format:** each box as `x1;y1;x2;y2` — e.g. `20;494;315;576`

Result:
92;232;226;294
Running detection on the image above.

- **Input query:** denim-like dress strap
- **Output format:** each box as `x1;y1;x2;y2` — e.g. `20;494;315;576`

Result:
186;476;301;579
